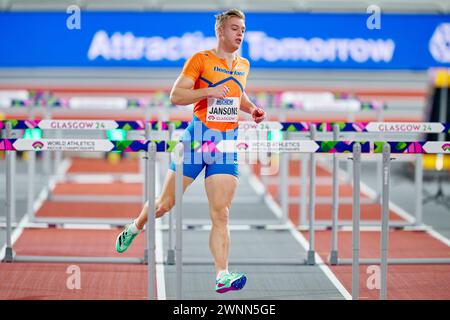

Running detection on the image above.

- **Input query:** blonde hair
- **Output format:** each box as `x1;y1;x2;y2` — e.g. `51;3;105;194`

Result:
214;9;245;33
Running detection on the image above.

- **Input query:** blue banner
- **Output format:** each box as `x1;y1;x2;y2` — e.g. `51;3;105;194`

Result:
0;11;449;69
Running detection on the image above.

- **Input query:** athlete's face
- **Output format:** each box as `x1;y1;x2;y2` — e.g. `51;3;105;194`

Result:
218;17;245;51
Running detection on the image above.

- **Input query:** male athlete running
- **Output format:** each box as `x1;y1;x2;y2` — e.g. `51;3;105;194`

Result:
115;9;266;294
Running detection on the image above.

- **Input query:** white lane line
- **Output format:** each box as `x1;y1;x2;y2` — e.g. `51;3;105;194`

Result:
0;158;72;261
155;161;166;300
426;228;450;247
246;165;352;300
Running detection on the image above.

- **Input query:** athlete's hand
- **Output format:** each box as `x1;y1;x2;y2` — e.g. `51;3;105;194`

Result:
208;86;229;99
251;107;266;124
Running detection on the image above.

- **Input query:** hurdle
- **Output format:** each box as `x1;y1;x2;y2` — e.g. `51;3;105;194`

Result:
283;135;450;269
2;118;449;229
319;123;449;265
0;134;185;300
281;121;450;230
1;120;449;212
2;121;449;226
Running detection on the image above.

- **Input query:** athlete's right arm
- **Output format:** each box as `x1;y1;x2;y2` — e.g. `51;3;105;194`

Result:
169;75;230;106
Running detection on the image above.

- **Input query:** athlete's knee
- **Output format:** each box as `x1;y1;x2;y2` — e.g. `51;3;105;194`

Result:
211;206;230;226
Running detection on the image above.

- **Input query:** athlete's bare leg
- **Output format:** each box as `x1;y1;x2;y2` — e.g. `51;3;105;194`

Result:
135;170;194;230
204;174;238;276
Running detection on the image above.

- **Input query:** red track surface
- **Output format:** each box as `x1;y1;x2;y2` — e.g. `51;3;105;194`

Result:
266;184;368;197
288;204;404;226
0;263;148;300
303;230;450;260
301;229;450;299
53;182;142;196
67;158;139;174
326;265;450;300
36;202;140;219
253;161;332;177
13;228;145;258
0;207;156;300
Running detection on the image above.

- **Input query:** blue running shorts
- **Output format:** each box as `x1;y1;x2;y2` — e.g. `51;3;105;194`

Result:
169;115;239;180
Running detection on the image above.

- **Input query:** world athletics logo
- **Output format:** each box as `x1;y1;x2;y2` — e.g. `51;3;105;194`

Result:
32;141;44;150
442;143;450;152
236;142;249;151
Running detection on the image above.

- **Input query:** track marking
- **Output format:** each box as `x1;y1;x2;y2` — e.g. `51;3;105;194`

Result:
426;229;450;247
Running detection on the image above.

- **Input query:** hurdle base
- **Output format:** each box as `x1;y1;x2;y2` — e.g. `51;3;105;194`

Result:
2;247;15;263
306;250;316;265
297;220;413;230
31;217;131;227
328;250;338;265
166;249;175;265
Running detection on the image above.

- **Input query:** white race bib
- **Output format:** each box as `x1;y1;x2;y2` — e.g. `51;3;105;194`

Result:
206;97;239;122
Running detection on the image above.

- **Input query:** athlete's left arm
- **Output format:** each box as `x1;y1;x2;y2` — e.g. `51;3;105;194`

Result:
240;92;266;124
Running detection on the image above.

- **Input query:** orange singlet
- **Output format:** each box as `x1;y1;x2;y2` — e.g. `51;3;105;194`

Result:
181;49;250;132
